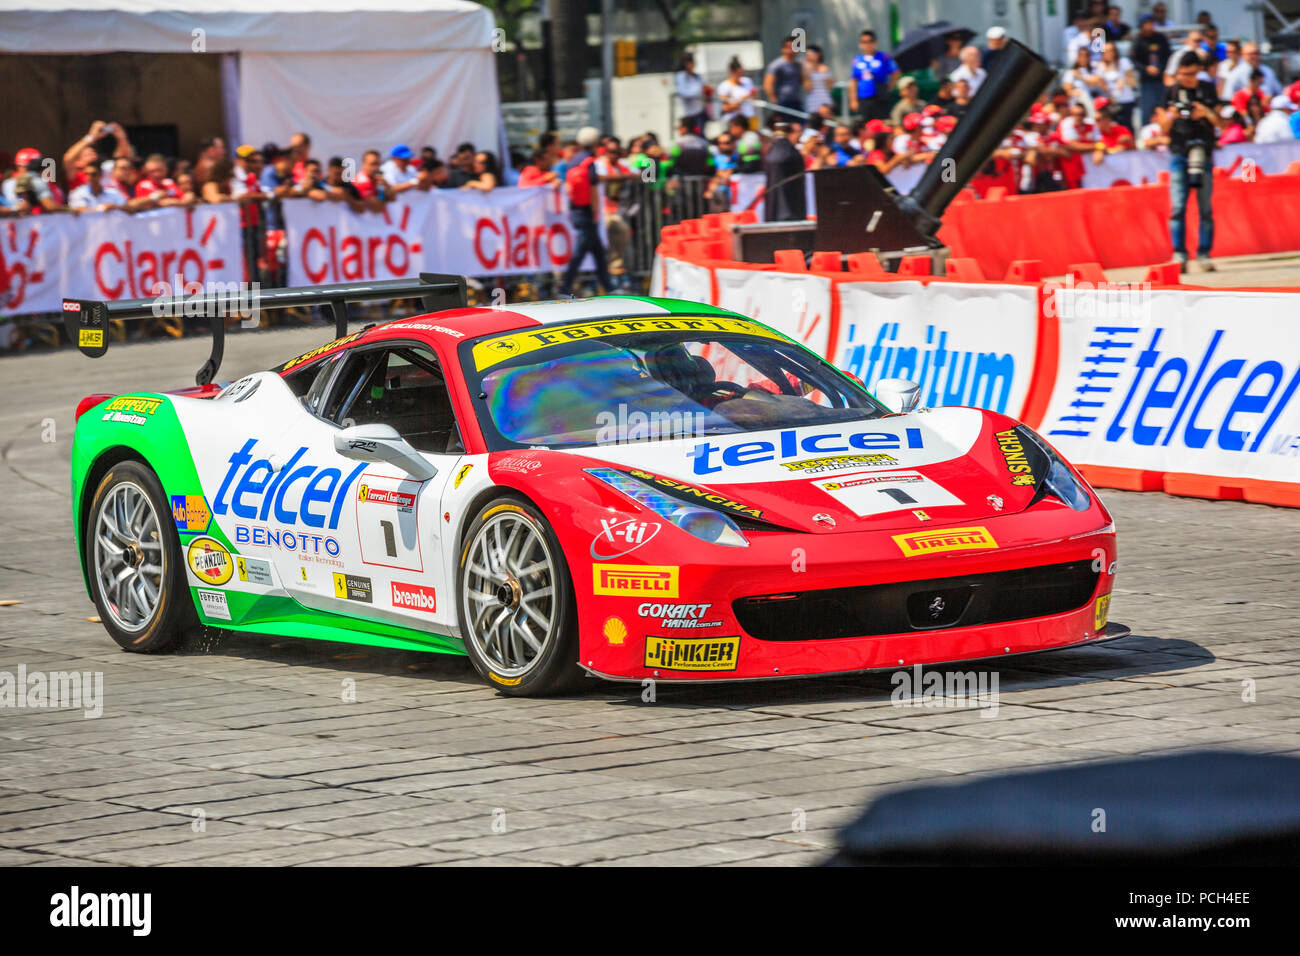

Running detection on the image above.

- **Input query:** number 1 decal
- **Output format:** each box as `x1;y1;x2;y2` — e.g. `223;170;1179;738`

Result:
380;519;397;558
878;487;917;505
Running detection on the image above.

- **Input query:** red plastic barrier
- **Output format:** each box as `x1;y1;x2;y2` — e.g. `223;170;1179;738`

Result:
944;257;985;281
772;249;806;271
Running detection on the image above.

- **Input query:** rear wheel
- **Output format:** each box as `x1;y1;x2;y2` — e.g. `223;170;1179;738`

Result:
85;460;195;652
457;496;583;696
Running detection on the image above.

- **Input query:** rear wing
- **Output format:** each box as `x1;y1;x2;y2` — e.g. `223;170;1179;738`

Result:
61;273;469;386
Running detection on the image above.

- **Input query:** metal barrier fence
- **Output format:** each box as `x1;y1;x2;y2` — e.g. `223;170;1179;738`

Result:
0;179;731;350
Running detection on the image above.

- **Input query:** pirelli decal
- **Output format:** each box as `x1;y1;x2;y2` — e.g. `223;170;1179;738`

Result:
892;525;998;557
473;316;788;370
592;563;679;597
623;468;765;521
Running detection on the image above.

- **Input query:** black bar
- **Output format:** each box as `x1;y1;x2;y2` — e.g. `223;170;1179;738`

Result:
906;39;1055;232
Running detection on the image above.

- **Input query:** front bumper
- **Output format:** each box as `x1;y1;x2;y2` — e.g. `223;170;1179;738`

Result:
575;505;1119;682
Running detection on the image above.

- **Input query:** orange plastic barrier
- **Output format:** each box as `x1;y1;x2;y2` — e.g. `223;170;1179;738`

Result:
938;170;1300;277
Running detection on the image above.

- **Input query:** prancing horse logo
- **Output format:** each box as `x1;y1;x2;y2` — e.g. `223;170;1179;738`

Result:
928;596;946;619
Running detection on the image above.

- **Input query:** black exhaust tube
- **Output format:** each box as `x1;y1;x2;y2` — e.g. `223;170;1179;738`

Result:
904;39;1055;234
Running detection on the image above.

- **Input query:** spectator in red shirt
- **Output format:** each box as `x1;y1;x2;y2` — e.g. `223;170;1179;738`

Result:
135;154;188;206
353;150;394;209
193;137;227;188
1052;103;1099;188
1093;99;1135;157
517;151;557;187
288;132;312;183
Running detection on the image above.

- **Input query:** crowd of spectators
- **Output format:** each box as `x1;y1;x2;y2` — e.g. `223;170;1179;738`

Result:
0;122;508;221
659;6;1300;209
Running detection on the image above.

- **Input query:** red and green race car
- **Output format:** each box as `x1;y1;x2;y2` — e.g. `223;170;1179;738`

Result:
68;281;1126;696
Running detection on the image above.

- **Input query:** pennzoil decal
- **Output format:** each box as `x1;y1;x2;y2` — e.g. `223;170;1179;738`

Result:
995;429;1037;487
473;316;787;370
892;526;998;557
186;537;233;585
644;635;740;672
623;469;764;521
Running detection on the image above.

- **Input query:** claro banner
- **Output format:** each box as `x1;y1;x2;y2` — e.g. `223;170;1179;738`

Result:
284;187;575;285
1039;287;1300;488
1;205;243;315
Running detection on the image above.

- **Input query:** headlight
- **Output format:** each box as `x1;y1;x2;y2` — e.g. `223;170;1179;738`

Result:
586;467;749;547
1018;427;1091;512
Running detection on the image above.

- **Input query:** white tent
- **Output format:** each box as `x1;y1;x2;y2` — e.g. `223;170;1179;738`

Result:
0;0;501;162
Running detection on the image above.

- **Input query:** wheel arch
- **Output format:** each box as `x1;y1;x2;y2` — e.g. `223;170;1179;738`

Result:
75;445;153;595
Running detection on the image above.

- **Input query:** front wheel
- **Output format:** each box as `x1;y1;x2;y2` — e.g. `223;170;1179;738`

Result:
85;460;196;652
457;496;583;696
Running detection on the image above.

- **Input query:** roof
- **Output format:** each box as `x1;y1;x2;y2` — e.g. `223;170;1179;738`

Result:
383;295;740;337
0;0;492;54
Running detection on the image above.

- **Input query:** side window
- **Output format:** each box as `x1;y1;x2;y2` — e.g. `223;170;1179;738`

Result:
300;354;342;416
324;346;464;454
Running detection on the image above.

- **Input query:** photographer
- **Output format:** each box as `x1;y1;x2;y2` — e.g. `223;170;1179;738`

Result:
3;148;66;214
1158;52;1225;272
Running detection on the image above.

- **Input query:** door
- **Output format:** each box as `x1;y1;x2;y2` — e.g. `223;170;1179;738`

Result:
277;342;465;633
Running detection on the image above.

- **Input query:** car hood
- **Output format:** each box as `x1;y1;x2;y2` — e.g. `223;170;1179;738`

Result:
555;406;1039;533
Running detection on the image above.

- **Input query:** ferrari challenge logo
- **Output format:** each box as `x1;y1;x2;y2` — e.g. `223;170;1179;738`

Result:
592;564;679;597
644;635;740;672
186;537;233;585
892;526;998;557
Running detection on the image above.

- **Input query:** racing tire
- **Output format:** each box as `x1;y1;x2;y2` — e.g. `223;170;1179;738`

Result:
85;460;196;653
456;495;584;696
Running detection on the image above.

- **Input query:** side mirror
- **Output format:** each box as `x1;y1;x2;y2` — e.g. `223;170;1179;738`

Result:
334;424;438;481
874;378;922;414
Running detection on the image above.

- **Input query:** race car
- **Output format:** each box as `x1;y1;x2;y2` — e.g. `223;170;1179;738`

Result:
67;281;1126;695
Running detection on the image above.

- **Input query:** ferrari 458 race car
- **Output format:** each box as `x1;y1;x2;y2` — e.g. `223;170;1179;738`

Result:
67;279;1126;695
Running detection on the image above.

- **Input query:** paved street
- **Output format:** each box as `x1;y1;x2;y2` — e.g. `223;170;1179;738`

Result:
2;317;1298;866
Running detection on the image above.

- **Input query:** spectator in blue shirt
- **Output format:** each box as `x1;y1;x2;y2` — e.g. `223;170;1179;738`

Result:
829;124;861;165
259;148;295;231
849;29;900;122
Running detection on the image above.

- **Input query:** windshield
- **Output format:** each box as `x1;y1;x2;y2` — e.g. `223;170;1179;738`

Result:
462;313;888;449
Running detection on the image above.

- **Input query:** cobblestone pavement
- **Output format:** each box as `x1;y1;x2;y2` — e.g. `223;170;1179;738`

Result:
1;320;1298;867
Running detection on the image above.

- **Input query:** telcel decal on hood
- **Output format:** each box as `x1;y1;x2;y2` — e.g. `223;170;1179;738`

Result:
572;408;984;485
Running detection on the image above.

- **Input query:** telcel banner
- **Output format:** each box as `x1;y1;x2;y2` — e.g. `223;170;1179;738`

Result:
1039;287;1300;483
835;280;1039;418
